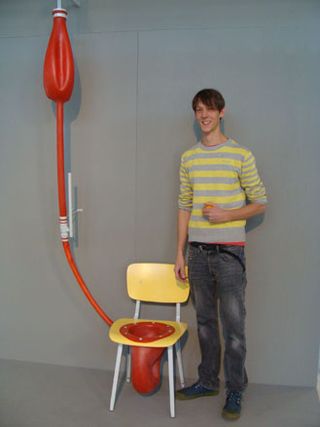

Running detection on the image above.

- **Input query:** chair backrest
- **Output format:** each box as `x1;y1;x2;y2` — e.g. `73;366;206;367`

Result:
127;263;189;303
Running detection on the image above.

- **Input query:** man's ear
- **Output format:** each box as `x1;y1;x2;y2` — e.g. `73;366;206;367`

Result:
219;108;226;119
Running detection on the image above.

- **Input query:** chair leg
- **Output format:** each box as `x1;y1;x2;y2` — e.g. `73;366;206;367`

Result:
175;341;185;388
126;346;131;383
168;346;175;418
109;344;123;411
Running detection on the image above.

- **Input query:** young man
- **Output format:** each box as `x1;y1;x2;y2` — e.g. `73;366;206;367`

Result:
174;89;267;420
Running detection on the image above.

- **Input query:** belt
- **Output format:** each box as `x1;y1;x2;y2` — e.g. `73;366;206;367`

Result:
190;242;246;271
190;242;221;251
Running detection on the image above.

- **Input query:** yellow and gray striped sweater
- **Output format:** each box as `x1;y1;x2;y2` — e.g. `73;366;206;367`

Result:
178;139;267;243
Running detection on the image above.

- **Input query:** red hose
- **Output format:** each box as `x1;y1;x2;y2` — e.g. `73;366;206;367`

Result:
56;102;67;217
62;241;113;326
56;102;113;326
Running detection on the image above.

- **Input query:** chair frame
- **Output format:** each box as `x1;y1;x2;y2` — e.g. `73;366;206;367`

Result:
109;264;189;418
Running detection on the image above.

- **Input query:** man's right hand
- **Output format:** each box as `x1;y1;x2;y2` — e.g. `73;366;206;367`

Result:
174;253;187;281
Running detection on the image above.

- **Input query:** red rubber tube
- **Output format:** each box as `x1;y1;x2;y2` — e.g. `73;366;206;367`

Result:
56;102;113;326
63;241;113;325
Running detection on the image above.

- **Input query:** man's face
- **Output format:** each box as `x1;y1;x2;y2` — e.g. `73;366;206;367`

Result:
194;101;225;135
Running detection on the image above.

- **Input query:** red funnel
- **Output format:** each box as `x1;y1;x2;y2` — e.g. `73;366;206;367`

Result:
120;321;175;394
120;322;175;343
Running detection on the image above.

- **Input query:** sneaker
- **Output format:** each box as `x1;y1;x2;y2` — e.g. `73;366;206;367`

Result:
222;391;242;420
176;381;219;400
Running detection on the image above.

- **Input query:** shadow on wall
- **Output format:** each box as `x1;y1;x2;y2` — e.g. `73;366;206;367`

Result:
317;344;320;399
246;213;265;232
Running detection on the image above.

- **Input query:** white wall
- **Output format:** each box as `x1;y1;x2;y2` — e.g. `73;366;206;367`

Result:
0;0;319;387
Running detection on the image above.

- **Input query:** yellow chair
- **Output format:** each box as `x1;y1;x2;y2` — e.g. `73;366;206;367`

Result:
109;263;190;418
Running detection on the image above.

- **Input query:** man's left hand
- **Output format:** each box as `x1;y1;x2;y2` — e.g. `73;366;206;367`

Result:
202;203;231;224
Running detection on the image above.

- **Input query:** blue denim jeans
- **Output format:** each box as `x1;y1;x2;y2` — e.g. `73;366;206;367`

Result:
188;243;248;393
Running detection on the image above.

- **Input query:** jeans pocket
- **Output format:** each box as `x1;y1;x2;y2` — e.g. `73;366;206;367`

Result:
220;246;246;272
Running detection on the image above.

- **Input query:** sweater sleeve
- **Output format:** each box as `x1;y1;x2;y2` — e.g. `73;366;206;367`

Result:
178;157;193;211
240;151;268;204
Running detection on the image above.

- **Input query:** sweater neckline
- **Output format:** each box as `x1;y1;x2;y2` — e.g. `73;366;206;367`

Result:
199;138;231;151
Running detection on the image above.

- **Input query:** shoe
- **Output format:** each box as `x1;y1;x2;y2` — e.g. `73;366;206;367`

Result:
222;391;242;420
176;381;219;400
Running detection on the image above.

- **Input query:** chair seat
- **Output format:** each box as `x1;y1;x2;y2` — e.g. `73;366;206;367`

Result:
109;318;188;347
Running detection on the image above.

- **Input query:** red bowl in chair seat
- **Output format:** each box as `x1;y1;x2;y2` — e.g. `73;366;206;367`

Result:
120;321;175;343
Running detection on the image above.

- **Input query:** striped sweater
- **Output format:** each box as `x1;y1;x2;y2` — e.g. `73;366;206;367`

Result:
178;139;267;243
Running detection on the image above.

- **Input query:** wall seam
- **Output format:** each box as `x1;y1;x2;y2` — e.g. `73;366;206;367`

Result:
133;31;140;262
0;23;314;39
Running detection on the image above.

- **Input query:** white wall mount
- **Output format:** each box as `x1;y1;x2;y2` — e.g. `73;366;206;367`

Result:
67;172;83;239
56;0;80;9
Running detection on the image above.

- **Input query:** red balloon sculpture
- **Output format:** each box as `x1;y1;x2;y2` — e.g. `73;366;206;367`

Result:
43;6;168;395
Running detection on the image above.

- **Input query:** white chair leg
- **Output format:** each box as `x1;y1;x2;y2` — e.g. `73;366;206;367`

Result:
109;344;123;411
168;346;175;418
126;346;131;383
175;341;185;388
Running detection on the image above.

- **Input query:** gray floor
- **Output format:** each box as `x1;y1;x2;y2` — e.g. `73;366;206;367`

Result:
0;359;319;427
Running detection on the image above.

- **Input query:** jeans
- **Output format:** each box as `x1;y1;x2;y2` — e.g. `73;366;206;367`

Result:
188;243;248;393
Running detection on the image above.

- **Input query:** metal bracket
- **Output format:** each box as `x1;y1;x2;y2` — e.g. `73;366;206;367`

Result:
56;0;81;9
68;172;83;239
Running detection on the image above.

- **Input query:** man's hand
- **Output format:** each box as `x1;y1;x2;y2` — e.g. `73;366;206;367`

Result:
203;201;267;223
174;252;187;282
202;203;230;224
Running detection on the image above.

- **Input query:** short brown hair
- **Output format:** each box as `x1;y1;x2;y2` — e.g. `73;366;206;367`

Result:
192;89;225;112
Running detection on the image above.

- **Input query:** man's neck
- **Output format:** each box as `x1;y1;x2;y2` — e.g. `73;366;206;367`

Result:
201;130;228;147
